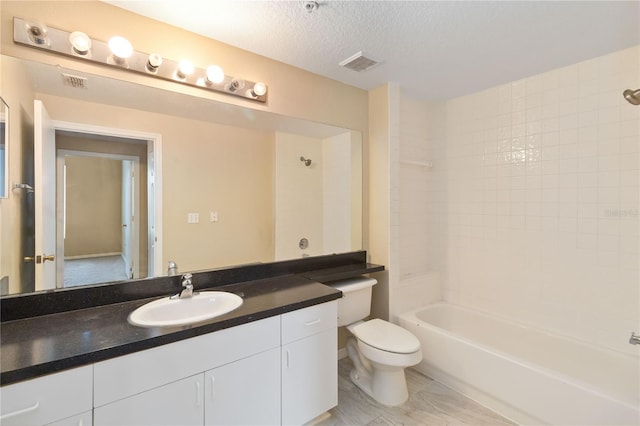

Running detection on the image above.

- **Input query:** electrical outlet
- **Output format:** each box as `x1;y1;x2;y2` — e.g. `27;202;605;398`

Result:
187;213;199;224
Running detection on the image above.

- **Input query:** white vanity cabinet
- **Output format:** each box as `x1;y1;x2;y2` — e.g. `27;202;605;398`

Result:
281;301;338;425
4;300;339;426
0;365;92;426
93;316;280;426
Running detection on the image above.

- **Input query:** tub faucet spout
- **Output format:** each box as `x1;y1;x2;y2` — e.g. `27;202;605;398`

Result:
629;332;640;345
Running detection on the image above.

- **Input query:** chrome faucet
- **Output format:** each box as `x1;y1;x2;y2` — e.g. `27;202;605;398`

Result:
630;332;640;345
171;273;194;299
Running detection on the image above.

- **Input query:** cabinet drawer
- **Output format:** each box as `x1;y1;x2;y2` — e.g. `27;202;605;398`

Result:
281;301;337;345
0;366;92;426
94;315;279;407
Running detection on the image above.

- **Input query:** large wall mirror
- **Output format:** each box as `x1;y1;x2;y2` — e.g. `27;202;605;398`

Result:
1;54;363;296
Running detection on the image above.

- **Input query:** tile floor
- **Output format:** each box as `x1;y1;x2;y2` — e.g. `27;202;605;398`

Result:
320;358;516;426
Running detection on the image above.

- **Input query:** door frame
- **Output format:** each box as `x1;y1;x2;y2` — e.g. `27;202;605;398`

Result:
51;120;163;279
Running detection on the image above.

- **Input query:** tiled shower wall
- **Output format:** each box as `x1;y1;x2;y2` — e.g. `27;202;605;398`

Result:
399;46;639;356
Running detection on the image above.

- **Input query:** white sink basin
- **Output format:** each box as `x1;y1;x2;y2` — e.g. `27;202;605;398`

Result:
129;291;243;327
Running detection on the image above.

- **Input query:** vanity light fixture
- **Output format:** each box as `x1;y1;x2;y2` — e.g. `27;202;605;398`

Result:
69;31;91;55
146;53;163;72
24;19;49;46
251;82;267;97
108;36;133;65
176;59;195;80
13;17;268;103
206;65;225;84
228;78;245;93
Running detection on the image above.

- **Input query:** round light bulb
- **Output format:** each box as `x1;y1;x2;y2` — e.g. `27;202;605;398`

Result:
147;53;163;71
206;65;225;84
177;60;194;79
69;31;91;55
108;36;133;60
252;82;267;97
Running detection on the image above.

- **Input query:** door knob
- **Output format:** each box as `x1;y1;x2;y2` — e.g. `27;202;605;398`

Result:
42;255;55;262
23;256;36;263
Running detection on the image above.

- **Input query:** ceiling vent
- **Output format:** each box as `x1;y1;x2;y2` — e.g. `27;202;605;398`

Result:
62;73;88;89
339;51;380;72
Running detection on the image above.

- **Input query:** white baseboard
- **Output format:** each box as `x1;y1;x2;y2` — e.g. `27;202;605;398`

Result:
65;252;122;260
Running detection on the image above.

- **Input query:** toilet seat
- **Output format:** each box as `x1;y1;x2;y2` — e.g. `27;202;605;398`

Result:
351;318;420;354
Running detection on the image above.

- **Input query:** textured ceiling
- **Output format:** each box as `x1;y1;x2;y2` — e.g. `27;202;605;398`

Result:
105;1;640;101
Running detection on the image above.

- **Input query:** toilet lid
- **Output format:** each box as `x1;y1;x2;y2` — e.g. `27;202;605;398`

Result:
351;319;420;354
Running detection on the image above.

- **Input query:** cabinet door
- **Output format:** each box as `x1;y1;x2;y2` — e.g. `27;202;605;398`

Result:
282;328;337;426
0;366;92;426
94;374;204;426
205;347;280;426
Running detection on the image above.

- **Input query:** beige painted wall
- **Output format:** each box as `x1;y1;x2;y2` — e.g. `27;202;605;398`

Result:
368;84;393;322
322;133;349;254
64;156;122;257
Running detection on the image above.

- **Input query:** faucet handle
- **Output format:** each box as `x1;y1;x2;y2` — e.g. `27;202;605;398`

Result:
181;273;193;286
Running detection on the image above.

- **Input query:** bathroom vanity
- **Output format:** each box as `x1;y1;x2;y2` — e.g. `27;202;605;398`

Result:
0;251;383;426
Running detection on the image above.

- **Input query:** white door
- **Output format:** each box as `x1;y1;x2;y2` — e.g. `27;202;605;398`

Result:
34;100;57;291
121;161;133;279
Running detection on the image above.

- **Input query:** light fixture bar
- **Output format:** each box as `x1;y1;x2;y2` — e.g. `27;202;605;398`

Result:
13;17;268;103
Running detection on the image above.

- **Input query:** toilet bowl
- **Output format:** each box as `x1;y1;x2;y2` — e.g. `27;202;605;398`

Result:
346;318;422;406
330;277;422;406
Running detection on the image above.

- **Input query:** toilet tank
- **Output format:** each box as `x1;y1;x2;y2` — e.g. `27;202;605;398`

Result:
329;277;378;327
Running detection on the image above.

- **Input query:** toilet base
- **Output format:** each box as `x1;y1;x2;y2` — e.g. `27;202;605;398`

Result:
346;338;410;406
349;364;409;407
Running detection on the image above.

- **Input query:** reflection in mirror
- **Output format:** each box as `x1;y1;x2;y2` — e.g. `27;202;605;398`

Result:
0;55;363;296
0;97;7;198
56;134;149;288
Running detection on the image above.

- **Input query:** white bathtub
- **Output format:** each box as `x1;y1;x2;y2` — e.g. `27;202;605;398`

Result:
398;303;640;425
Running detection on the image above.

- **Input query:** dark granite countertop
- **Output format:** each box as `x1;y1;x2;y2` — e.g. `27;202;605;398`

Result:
1;274;341;386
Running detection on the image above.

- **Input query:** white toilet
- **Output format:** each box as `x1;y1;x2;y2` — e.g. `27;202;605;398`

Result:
330;276;422;406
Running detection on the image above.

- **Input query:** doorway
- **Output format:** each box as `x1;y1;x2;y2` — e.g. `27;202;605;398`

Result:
33;101;163;291
57;150;140;287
